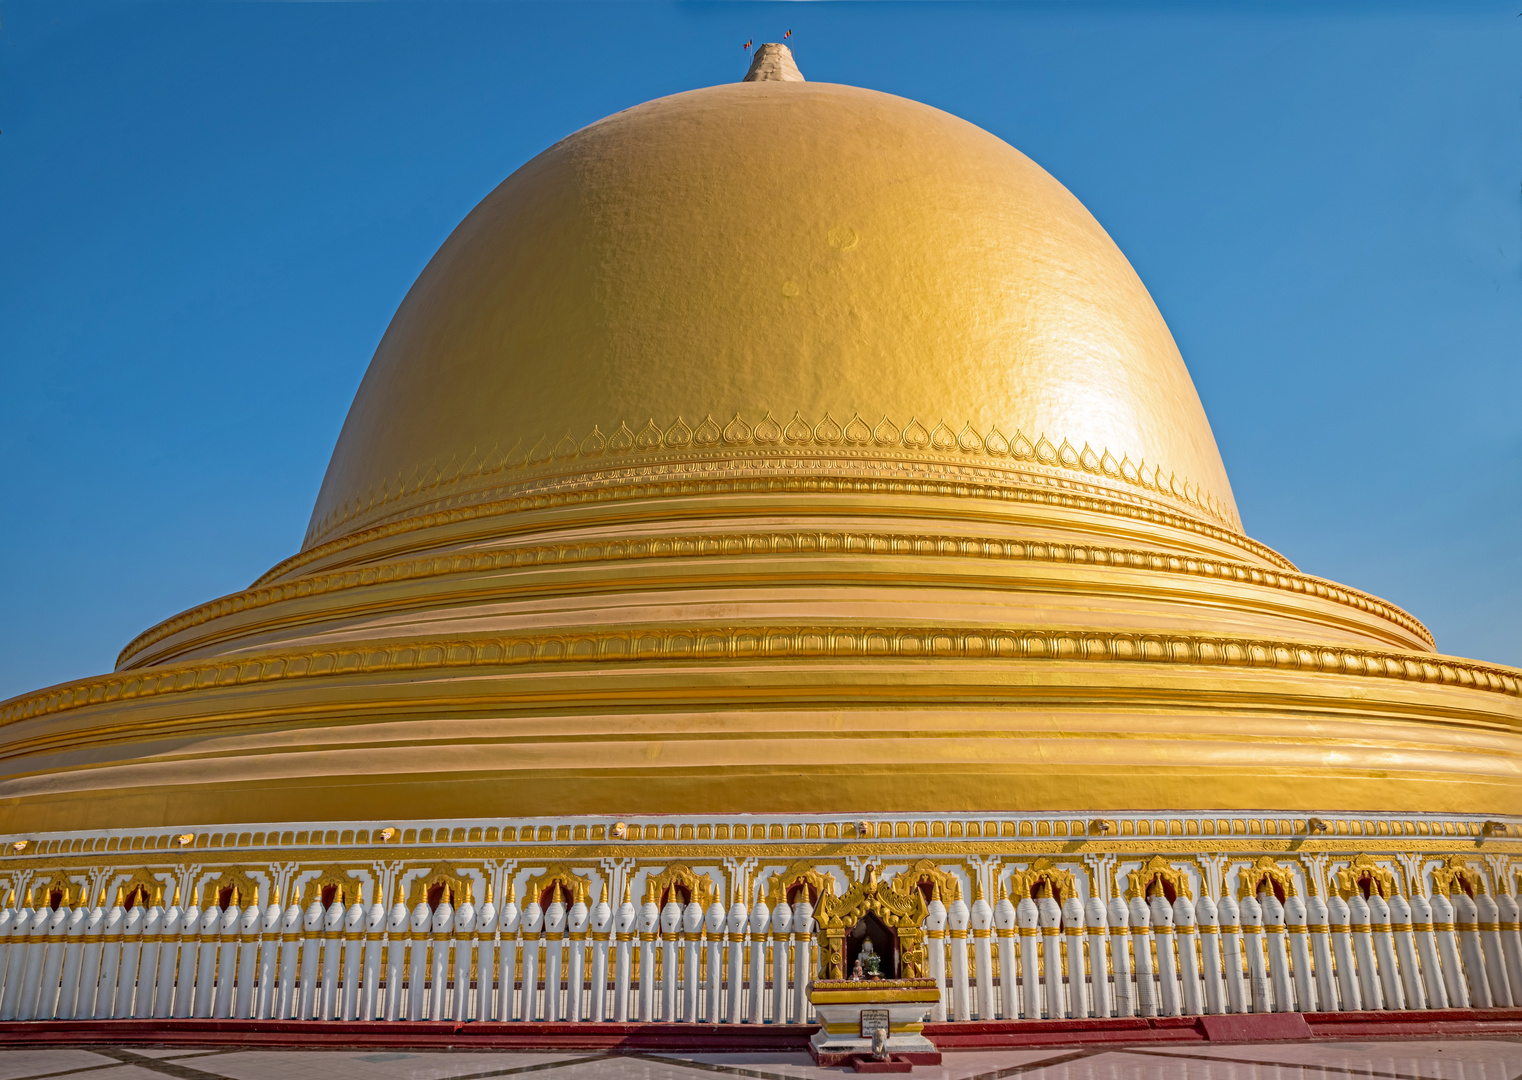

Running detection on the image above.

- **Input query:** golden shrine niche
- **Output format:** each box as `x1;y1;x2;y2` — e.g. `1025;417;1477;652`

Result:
406;861;473;908
201;868;260;910
1007;858;1078;904
644;864;715;909
1430;855;1484;898
1238;856;1298;902
115;869;164;910
522;864;592;907
303;864;363;908
892;860;962;906
1333;854;1397;900
1126;856;1194;902
814;864;930;981
29;870;82;911
765;860;837;908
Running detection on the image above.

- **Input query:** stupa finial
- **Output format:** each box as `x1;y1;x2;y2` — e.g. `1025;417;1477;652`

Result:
743;43;805;83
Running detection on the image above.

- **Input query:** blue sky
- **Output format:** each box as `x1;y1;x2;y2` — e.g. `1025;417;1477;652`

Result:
1;1;1518;701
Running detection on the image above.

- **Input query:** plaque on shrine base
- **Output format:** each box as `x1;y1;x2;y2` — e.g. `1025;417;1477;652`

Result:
806;979;943;1068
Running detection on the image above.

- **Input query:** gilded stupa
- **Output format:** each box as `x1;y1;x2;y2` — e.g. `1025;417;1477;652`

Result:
0;46;1516;951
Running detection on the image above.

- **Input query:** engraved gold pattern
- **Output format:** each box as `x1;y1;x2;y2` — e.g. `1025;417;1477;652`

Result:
304;413;1237;549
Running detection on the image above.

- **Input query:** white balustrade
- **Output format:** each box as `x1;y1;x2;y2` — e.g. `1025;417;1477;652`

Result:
1;857;1516;1031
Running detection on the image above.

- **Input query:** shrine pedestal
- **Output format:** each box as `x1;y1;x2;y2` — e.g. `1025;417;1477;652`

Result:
806;978;943;1068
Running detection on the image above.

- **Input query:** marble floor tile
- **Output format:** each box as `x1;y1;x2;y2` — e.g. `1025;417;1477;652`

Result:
0;1048;118;1080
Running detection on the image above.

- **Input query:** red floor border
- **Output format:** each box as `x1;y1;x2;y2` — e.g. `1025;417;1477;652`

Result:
925;1008;1522;1049
0;1010;1515;1052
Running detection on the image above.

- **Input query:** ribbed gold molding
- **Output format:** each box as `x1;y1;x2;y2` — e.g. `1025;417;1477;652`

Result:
119;532;1429;670
12;623;1517;727
272;459;1289;591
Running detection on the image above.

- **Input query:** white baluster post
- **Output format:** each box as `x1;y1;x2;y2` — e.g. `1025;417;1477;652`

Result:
636;891;659;1022
1495;892;1522;1010
590;885;612;1023
1105;897;1133;1019
1217;895;1247;1014
996;886;1019;1020
972;886;995;1020
153;891;186;1019
1368;894;1405;1010
234;902;261;1019
1127;897;1157;1019
1174;896;1203;1016
924;891;947;1022
1195;896;1224;1015
1326;894;1361;1011
1452;893;1492;1008
745;898;768;1024
274;900;303;1019
497;882;521;1022
407;899;434;1020
1261;895;1293;1013
704;900;724;1023
254;891;282;1020
565;888;589;1022
475;885;498;1023
1238;895;1270;1013
1039;897;1066;1018
1429;892;1467;1008
682;900;704;1022
1387;895;1425;1011
213;904;241;1018
55;903;89;1020
614;885;637;1023
791;899;813;1025
768;900;790;1023
342;899;366;1021
1148;895;1180;1017
1283;895;1316;1013
540;889;564;1023
1306;893;1338;1012
172;899;203;1020
1475;893;1513;1007
725;897;747;1023
453;890;476;1022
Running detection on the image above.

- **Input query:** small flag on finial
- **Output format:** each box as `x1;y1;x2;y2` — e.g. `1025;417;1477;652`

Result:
785;29;791;38
743;39;752;52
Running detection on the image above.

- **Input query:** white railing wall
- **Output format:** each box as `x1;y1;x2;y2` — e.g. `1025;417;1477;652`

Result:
0;886;1516;1023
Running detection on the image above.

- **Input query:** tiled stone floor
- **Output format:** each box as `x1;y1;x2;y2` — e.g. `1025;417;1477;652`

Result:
0;1042;1517;1080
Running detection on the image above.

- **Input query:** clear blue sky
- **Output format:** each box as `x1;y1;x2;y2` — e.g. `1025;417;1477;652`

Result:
1;2;1518;701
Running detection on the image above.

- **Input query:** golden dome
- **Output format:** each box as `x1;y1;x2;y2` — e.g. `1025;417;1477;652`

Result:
307;79;1240;549
1;66;1517;836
